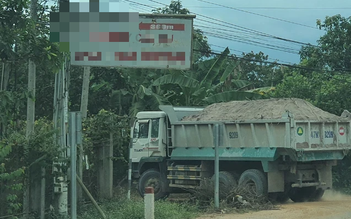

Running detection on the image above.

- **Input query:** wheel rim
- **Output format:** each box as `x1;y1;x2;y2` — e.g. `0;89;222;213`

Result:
144;177;161;194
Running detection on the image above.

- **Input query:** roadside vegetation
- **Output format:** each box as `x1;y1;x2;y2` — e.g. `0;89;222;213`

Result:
1;0;351;218
78;186;198;219
79;198;198;219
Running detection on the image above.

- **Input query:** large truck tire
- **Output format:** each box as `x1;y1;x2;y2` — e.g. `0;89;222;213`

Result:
211;171;237;199
138;169;169;200
309;188;325;201
269;192;290;203
288;187;315;202
238;169;268;197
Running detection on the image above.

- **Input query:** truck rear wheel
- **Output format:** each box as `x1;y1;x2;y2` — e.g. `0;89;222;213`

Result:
238;169;268;197
269;192;290;203
309;188;325;201
288;187;315;202
211;171;237;199
138;169;169;200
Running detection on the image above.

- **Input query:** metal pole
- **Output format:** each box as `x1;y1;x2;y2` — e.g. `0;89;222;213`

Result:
127;158;132;200
214;124;219;208
70;112;77;219
63;58;69;156
127;137;133;200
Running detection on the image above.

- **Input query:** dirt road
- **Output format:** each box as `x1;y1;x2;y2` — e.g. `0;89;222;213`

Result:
197;190;351;219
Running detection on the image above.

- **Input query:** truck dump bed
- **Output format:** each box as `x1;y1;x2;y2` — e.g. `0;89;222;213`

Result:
159;101;351;162
171;118;351;150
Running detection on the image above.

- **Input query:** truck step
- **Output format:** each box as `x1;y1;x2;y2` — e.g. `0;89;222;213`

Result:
167;175;202;180
168;166;202;172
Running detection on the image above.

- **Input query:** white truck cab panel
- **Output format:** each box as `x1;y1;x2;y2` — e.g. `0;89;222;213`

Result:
131;111;167;163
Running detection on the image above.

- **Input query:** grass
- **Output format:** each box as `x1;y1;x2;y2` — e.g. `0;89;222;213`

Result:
78;199;198;219
78;186;199;219
78;181;277;219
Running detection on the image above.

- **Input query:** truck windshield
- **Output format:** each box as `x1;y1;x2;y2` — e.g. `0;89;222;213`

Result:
133;119;159;139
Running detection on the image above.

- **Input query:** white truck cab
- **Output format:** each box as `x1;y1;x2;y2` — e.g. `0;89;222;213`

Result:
131;111;167;163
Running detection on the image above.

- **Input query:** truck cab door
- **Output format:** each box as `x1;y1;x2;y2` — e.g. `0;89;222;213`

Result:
149;118;162;156
132;119;151;162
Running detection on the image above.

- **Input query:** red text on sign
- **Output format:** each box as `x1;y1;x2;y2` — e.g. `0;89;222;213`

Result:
75;52;102;61
139;22;185;31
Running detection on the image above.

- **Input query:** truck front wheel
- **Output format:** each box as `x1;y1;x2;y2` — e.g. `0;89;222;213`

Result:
138;169;169;200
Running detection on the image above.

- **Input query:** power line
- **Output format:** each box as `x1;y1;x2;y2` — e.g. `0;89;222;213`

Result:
145;0;318;48
194;19;306;53
123;0;151;13
209;44;295;65
184;6;351;10
194;23;303;51
194;49;351;73
124;0;316;58
202;31;300;54
197;0;320;30
130;4;351;10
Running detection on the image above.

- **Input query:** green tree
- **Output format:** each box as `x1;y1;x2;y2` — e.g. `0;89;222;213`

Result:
273;14;351;194
238;51;283;88
273;72;315;100
300;14;351;72
315;74;351;116
153;47;263;106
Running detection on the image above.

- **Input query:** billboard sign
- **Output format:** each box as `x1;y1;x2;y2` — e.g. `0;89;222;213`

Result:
50;10;195;70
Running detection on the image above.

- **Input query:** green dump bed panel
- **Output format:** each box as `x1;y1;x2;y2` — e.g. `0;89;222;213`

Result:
171;119;351;151
294;121;351;150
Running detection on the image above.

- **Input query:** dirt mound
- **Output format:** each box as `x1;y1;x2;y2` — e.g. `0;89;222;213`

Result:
182;98;343;121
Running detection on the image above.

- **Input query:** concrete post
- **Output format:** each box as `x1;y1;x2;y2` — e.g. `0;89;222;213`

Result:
144;187;155;219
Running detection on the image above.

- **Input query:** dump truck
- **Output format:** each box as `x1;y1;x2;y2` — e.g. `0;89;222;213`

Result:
130;99;351;202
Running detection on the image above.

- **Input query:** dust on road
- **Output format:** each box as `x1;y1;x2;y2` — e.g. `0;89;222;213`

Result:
197;190;351;219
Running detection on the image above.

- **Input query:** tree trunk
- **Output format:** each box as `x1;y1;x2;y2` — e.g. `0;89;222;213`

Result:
3;63;10;91
1;63;4;90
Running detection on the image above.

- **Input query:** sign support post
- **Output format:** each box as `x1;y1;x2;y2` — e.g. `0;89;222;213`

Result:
214;124;220;208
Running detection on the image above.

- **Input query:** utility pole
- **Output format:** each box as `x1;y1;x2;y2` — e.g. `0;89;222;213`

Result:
26;0;37;138
24;0;38;218
52;55;69;217
52;1;70;217
80;67;90;119
78;66;91;203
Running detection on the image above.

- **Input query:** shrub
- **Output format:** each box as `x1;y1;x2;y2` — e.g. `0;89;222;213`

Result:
188;178;276;212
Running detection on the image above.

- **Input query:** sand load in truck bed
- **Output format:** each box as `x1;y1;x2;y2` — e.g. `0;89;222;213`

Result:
181;98;344;121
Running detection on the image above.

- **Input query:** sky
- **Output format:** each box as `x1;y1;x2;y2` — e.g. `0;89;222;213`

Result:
50;0;351;64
